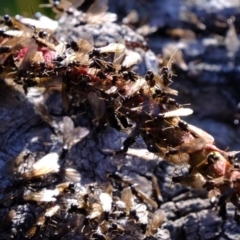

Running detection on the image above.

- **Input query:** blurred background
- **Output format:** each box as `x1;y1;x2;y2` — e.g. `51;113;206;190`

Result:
0;0;53;18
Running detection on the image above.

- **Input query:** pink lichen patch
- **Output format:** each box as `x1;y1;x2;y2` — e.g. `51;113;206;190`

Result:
16;47;28;59
38;47;56;63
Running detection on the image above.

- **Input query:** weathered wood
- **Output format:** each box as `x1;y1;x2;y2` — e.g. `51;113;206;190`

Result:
1;0;240;239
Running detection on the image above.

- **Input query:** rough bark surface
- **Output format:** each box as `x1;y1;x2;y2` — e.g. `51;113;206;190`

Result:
1;0;240;239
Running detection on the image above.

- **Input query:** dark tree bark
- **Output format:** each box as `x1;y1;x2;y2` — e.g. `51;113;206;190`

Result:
1;0;240;239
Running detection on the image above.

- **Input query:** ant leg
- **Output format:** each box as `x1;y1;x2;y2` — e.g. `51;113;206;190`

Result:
234;208;240;225
218;187;234;220
218;201;227;220
122;126;140;152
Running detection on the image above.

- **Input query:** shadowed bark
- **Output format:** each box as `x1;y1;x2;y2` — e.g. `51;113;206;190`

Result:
1;0;240;239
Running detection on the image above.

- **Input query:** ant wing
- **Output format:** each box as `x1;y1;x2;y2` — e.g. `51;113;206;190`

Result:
34;102;53;127
77;34;94;54
161;108;193;118
178;137;207;154
66;126;89;150
150;209;165;234
18;40;38;69
87;0;108;16
122;50;141;69
87;91;106;119
63;116;75;144
72;0;85;8
187;124;214;144
166;152;190;165
113;42;126;66
85;0;117;24
121;187;134;212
